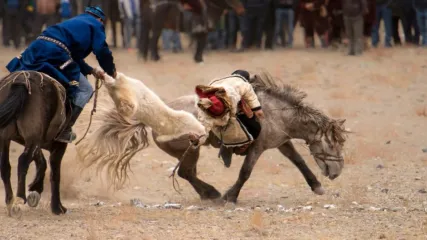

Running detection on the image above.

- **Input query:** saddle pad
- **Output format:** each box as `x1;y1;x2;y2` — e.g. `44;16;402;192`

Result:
211;117;253;147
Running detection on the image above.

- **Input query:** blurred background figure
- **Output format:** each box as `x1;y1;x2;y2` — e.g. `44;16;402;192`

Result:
274;0;297;48
371;0;392;48
119;0;140;50
3;0;24;49
32;0;61;41
413;0;427;46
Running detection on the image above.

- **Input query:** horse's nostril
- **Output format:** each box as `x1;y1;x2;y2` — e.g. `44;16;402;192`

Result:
329;174;339;180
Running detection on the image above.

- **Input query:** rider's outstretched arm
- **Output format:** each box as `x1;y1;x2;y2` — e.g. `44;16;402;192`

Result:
91;24;116;77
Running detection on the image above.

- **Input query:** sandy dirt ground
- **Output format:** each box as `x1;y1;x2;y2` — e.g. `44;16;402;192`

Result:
0;29;426;240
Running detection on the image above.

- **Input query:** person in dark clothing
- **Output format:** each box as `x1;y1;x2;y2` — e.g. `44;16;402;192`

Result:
3;0;27;49
299;0;330;48
413;0;427;46
226;9;240;50
22;1;37;44
0;0;4;44
343;0;367;55
371;0;392;47
238;0;269;51
390;0;404;45
263;0;275;49
274;0;297;47
401;0;419;45
328;0;344;48
6;7;117;143
363;0;375;48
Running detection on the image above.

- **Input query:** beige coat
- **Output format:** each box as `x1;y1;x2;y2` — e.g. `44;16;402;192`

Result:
196;75;261;144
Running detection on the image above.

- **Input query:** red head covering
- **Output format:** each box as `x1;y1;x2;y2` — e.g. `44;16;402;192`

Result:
195;87;225;116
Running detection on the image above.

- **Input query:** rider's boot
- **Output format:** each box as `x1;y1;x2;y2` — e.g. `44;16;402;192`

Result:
56;104;83;143
219;145;233;168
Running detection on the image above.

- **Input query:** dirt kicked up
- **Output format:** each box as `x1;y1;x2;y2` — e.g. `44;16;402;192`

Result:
0;40;426;240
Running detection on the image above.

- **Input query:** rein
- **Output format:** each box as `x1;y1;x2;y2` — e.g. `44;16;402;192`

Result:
169;135;205;194
75;77;103;146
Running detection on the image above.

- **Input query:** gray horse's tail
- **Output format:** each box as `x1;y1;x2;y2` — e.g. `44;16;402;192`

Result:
0;84;29;128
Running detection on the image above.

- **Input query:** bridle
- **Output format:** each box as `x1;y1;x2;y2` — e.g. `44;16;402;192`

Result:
306;129;344;163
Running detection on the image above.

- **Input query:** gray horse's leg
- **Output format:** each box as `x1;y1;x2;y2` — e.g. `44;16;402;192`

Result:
222;143;264;203
177;148;221;200
277;141;324;195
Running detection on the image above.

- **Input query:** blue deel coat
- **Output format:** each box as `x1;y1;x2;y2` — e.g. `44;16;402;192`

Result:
6;13;116;99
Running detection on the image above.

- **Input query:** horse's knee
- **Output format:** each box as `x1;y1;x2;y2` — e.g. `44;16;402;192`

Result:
0;160;11;179
37;155;47;172
177;166;193;180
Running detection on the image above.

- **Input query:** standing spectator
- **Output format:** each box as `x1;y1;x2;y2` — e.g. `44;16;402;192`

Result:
343;0;367;55
371;0;392;48
238;0;269;51
414;0;427;46
390;0;404;45
33;0;61;38
363;0;376;49
400;0;419;45
104;0;122;48
328;0;345;49
119;0;140;50
0;0;4;45
59;0;78;21
263;0;275;49
3;0;24;49
22;0;37;44
274;0;296;48
299;0;330;48
226;9;240;51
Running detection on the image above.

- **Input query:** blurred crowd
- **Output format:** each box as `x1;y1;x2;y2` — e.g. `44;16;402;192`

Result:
1;0;427;56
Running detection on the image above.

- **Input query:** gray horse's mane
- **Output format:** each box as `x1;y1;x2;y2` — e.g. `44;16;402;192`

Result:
249;72;347;144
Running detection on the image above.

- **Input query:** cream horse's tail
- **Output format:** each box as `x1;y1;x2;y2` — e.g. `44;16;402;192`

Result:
76;106;149;189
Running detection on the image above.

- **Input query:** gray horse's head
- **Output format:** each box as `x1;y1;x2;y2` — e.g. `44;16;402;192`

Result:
306;119;347;180
249;72;348;180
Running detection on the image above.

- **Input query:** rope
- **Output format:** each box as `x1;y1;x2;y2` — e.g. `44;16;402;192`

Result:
75;77;103;146
168;134;205;194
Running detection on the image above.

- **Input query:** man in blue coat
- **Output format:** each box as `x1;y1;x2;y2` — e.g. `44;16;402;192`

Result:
6;6;117;143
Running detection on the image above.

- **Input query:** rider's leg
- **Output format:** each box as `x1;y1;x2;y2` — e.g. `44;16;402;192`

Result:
56;73;93;143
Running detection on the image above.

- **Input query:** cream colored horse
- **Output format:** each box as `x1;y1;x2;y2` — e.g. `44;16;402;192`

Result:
77;72;206;187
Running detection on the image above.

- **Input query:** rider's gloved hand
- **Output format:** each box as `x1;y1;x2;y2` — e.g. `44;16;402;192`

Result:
254;109;265;120
92;67;105;80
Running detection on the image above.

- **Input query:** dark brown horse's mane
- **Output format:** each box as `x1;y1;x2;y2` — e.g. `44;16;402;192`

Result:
249;71;348;144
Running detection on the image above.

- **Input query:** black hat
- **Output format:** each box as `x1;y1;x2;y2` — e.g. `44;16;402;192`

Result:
232;70;250;81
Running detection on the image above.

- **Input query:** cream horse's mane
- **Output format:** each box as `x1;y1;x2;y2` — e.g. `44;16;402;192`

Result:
77;71;206;188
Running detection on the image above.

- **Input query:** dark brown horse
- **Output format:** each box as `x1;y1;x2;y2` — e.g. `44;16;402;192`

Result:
139;0;244;63
0;71;71;217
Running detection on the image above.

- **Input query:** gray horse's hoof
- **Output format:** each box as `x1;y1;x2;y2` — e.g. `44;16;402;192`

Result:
313;186;325;195
27;192;41;208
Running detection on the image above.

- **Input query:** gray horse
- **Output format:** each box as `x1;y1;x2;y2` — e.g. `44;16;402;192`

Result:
152;73;348;202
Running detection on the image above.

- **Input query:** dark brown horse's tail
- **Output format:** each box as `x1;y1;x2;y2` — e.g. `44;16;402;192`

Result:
0;84;29;128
